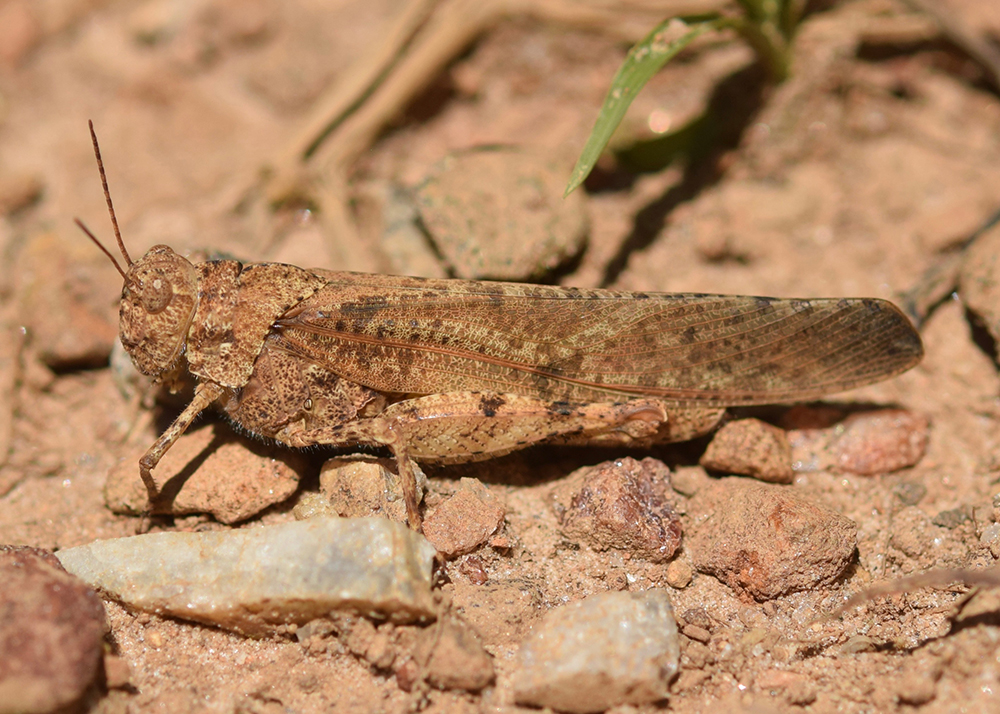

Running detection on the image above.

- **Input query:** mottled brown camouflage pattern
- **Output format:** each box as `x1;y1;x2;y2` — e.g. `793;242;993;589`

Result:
113;243;922;530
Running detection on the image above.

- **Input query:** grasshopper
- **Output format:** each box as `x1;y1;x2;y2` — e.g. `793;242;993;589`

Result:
78;122;922;530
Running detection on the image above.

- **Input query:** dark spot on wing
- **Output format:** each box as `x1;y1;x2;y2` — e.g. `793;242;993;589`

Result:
547;401;574;416
479;394;507;418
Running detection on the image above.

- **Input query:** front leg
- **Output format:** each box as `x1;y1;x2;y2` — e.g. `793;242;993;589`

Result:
276;391;677;530
139;381;224;512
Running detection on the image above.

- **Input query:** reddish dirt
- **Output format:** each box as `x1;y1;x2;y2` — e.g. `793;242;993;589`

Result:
2;0;1000;712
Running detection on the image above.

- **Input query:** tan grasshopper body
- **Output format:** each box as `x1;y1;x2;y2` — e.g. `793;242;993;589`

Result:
80;124;923;530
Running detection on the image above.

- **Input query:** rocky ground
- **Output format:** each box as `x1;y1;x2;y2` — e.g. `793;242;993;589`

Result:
2;0;1000;712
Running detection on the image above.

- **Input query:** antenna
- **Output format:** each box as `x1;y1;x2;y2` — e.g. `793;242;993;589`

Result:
75;218;127;280
87;119;133;267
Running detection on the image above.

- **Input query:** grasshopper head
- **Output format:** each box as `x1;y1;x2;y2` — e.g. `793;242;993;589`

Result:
77;122;199;379
119;245;199;377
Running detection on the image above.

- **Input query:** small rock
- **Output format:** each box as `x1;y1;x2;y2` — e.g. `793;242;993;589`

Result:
895;672;936;705
487;532;512;551
0;546;106;714
513;590;679;713
550;457;682;563
959;220;1000;345
687;479;857;600
673;668;711;693
788;409;929;475
665;560;693;589
700;418;794;483
457;555;488;585
840;635;875;654
888;506;968;569
415;147;588;281
830;410;929;475
365;629;395;670
318;457;410;523
102;654;131;690
394;658;421;693
423;478;505;558
17;232;118;370
786;428;829;473
980;523;1000;559
291;491;332;520
681;624;711;643
889;506;937;560
669;465;709;496
415;614;495;692
785;678;818;706
339;614;379;658
755;670;817;706
105;420;307;523
56;517;438;636
932;507;970;530
680;607;713;632
893;481;926;506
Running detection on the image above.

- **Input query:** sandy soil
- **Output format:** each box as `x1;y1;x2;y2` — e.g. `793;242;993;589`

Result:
2;0;1000;712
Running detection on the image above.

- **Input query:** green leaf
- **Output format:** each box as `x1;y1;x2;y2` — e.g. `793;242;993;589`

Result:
565;18;717;196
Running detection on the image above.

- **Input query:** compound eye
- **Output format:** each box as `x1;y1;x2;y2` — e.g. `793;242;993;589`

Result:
141;275;173;314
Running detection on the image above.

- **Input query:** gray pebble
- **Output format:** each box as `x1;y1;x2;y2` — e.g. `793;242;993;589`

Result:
415;147;588;281
56;517;437;636
513;590;679;713
932;507;970;530
893;481;926;506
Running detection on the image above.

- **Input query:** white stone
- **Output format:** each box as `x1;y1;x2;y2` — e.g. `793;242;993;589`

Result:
57;517;437;636
513;590;680;713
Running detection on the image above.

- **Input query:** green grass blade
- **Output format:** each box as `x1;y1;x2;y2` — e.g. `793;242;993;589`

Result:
565;18;716;196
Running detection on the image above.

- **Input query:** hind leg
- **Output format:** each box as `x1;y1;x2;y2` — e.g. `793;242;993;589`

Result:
275;391;678;529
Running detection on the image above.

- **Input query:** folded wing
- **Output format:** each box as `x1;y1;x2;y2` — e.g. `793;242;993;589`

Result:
271;273;923;406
